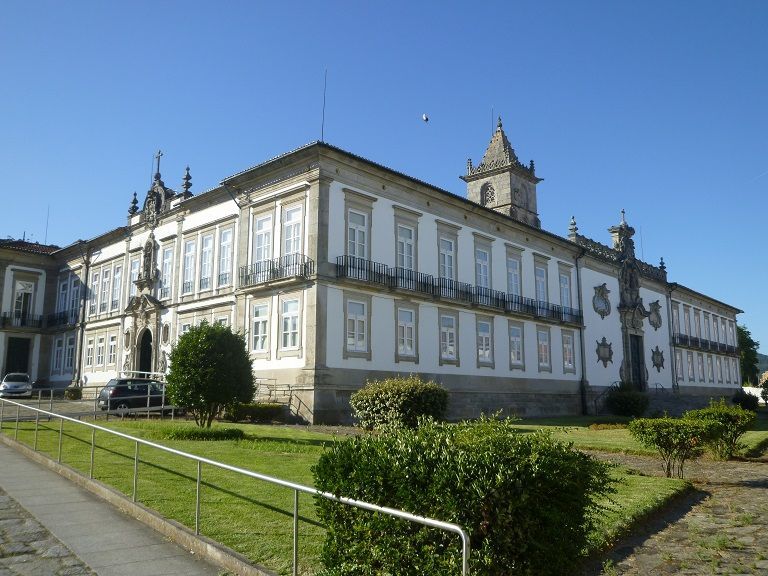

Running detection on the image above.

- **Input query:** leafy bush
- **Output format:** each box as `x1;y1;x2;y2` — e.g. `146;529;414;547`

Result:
349;375;448;430
684;399;756;460
760;379;768;405
628;417;721;478
64;386;82;400
604;383;649;417
313;417;614;576
223;402;285;423
732;388;759;412
153;425;245;441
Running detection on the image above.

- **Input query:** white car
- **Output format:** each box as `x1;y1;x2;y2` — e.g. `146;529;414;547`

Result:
0;373;32;398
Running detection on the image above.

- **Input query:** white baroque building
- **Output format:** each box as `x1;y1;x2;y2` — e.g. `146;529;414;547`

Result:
0;122;742;422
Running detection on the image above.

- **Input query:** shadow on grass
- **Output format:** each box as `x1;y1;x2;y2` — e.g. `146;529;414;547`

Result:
579;486;708;576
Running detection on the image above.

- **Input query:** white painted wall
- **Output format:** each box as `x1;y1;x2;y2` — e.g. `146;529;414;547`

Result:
579;266;622;387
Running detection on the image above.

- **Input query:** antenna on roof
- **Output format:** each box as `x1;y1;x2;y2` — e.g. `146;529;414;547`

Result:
321;68;328;142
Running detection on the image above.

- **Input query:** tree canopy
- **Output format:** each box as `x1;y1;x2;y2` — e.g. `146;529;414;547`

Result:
737;325;760;385
166;322;255;428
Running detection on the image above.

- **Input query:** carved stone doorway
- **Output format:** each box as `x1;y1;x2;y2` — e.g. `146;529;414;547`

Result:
139;330;153;376
629;334;645;390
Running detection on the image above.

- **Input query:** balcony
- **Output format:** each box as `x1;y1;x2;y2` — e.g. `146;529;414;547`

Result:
240;254;315;288
336;255;389;285
47;310;76;328
673;333;738;355
434;277;473;303
389;267;435;295
1;312;43;329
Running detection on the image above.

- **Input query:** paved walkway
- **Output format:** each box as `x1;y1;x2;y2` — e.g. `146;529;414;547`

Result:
0;442;220;576
585;453;768;576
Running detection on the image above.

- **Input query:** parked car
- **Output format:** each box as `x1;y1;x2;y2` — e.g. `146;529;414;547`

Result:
0;373;32;398
97;379;166;412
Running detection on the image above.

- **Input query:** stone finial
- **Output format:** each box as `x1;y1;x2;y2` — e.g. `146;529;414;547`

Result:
182;166;192;197
466;158;473;174
568;216;578;239
128;192;139;215
497;116;503;130
529;159;535;174
659;256;666;271
621;209;626;225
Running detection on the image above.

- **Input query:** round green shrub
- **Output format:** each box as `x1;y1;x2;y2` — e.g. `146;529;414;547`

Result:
312;417;614;576
64;387;82;400
223;402;285;423
604;383;649;417
349;375;448;430
685;399;756;460
731;388;759;412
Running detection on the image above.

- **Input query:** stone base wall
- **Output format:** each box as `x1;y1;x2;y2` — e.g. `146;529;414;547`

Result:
588;383;741;417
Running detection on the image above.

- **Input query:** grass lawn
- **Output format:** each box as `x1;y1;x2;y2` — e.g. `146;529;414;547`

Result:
0;414;738;575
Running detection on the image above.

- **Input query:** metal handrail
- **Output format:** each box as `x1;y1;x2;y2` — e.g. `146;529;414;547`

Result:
0;398;470;575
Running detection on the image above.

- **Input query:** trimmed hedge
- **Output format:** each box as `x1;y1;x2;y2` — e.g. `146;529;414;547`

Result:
223;402;285;423
312;417;614;575
152;425;245;441
685;399;756;460
349;375;448;430
604;383;649;417
628;417;720;478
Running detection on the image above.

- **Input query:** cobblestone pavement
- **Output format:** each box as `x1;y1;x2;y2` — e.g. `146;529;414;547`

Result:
585;453;768;576
0;488;94;576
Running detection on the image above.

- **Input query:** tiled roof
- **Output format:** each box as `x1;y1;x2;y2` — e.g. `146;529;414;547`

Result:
0;239;60;255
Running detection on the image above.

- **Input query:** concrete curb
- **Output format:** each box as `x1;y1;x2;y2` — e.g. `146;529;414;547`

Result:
0;433;277;576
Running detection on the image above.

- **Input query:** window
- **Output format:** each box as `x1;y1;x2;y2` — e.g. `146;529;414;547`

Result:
397;225;415;270
687;351;695;381
347;210;368;258
509;322;524;369
712;316;720;343
439;313;458;364
683;307;691;336
216;316;229;326
183;239;196;294
732;358;739;384
534;262;548;302
96;336;105;366
53;338;63;372
58;282;69;313
85;338;94;367
507;252;522;297
252;304;269;352
181;323;192;335
283;206;302;256
477;318;493;366
697;353;705;382
90;272;99;315
129;258;140;297
562;330;575;373
281;299;300;349
100;269;110;312
218;228;233;286
13;280;33;323
727;322;735;347
439;237;455;280
199;233;213;290
559;270;572;309
721;319;727;345
64;337;75;371
675;350;683;382
253;214;272;265
703;313;711;341
694;311;701;339
161;247;173;298
111;266;122;310
346;300;367;353
672;304;680;334
725;357;732;383
537;327;551;371
716;357;723;382
108;335;117;365
69;279;80;323
475;248;490;288
396;307;417;360
706;355;714;382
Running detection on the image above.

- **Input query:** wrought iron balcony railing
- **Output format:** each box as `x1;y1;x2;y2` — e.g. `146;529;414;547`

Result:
160;287;170;299
47;310;76;328
240;254;315;288
434;277;473;303
0;312;43;329
673;333;738;355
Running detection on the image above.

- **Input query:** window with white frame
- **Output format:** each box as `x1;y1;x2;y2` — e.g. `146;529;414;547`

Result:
397;307;416;359
506;252;522;297
69;279;80;323
347;210;368;258
129;258;140;297
183;239;196;294
439;237;455;280
111;266;122;310
675;350;683;382
439;313;458;363
161;247;173;298
215;316;229;326
712;317;720;343
697;353;705;382
397;225;415;270
53;338;63;372
694;310;701;339
199;233;214;290
672;304;680;334
683;307;691;336
90;271;99;315
559;269;572;309
703;313;711;341
96;336;105;366
725;357;732;383
58;282;69;313
253;214;272;267
346;300;367;353
108;335;117;365
283;206;303;256
180;323;192;335
687;351;695;381
477;318;493;365
281;299;300;349
534;263;548;303
720;319;727;344
100;269;110;312
727;322;735;347
716;356;723;382
64;336;75;372
732;358;739;384
537;327;551;371
562;330;575;373
85;338;94;367
707;355;714;382
13;280;33;321
218;228;233;286
475;248;490;288
509;322;524;369
252;304;269;352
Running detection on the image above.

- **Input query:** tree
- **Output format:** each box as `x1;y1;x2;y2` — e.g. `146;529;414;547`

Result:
166;322;255;428
737;325;760;385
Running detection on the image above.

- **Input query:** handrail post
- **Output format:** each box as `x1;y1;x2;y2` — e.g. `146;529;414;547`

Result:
14;404;20;440
49;390;53;420
292;490;299;576
132;441;139;502
89;429;96;479
57;418;64;462
195;461;202;535
33;410;40;450
1;399;5;429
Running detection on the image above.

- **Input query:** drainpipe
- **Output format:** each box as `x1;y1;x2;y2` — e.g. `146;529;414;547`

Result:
666;283;678;393
73;243;91;388
574;247;588;415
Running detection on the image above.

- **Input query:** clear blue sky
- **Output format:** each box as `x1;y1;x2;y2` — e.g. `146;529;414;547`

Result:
2;1;767;352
